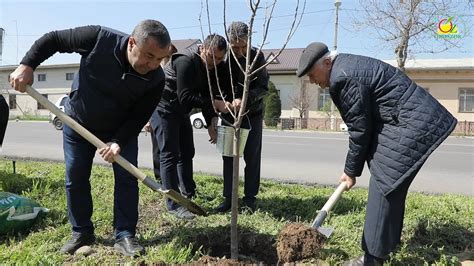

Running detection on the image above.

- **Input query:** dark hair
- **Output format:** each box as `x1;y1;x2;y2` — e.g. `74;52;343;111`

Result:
227;21;248;43
203;34;227;52
131;19;171;48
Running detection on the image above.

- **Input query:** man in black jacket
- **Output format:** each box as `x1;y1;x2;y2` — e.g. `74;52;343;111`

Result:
215;22;269;213
0;95;8;150
152;34;229;220
297;42;457;265
9;20;171;257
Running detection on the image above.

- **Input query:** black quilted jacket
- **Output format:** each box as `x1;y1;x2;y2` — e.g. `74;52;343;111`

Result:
329;54;457;195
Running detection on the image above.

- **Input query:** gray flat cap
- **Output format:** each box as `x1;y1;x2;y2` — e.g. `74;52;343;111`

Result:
296;42;329;77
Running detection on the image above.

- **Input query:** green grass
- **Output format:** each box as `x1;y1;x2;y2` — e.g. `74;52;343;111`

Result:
12;115;50;121
0;159;472;265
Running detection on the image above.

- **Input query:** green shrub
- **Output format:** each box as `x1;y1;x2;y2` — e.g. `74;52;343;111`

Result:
264;81;281;127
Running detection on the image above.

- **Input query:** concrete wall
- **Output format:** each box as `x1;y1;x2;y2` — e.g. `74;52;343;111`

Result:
409;69;474;122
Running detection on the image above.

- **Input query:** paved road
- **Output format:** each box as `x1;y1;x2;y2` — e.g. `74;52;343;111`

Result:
2;121;473;196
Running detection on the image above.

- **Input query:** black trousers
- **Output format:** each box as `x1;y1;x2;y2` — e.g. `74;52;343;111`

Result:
149;128;160;179
222;114;263;200
362;174;415;259
0;95;8;147
153;110;196;210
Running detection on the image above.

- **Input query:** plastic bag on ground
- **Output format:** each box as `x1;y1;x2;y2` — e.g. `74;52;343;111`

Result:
0;192;49;235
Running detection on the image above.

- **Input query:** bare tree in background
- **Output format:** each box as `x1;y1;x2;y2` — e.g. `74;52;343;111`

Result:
288;85;317;119
352;0;471;71
199;0;305;260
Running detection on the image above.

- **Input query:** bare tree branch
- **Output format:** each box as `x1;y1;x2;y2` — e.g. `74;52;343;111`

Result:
352;0;470;69
251;0;306;75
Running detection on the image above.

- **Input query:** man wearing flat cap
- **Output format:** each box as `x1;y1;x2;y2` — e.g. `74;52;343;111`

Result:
297;42;456;265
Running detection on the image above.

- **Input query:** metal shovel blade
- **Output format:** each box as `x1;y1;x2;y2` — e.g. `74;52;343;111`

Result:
312;210;334;238
142;176;207;216
316;226;334;238
311;182;347;239
164;189;207;216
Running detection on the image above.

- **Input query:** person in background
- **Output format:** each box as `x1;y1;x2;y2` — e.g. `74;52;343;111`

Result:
9;20;171;257
0;95;8;150
153;34;230;220
144;43;178;180
215;21;269;213
297;42;457;265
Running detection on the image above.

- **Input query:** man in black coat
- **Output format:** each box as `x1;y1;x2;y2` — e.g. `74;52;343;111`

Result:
297;42;457;265
9;20;171;257
152;34;230;220
215;22;269;213
0;95;8;149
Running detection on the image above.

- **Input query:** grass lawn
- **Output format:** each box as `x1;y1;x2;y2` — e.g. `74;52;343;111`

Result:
0;159;473;265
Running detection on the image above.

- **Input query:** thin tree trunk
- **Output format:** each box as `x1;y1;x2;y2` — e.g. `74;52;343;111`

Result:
230;128;241;259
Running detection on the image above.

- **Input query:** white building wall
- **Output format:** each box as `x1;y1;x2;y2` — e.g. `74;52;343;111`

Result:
0;65;76;117
269;74;330;118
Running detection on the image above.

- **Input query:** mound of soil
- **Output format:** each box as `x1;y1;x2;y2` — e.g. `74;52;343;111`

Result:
276;223;326;263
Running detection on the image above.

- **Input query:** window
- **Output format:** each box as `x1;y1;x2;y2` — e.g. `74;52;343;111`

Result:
37;74;46;82
37;94;48;110
66;73;75;81
318;88;331;111
9;95;16;110
459;88;474;112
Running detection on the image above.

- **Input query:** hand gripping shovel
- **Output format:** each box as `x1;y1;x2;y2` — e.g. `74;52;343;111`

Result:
311;182;347;238
26;85;207;216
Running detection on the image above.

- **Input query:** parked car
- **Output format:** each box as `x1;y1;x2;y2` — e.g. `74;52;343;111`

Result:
190;112;206;129
339;122;348;131
50;95;68;130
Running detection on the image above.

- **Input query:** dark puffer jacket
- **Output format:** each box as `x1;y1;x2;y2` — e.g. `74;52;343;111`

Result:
329;54;457;195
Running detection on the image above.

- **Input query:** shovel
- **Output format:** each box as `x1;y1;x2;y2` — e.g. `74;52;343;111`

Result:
25;85;207;216
311;182;347;238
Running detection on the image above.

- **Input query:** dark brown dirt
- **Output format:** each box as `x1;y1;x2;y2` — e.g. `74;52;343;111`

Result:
191;226;278;264
276;223;326;263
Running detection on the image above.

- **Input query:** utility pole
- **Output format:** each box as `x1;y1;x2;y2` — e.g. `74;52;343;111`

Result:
0;28;4;64
330;0;341;130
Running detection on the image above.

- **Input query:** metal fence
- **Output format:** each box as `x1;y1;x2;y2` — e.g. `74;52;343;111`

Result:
265;118;474;135
454;120;474;136
265;118;346;131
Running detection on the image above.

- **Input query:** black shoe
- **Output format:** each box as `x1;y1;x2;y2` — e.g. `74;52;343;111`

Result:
241;198;256;213
169;206;196;220
215;198;231;213
363;254;385;266
60;232;95;254
343;254;384;266
114;237;144;257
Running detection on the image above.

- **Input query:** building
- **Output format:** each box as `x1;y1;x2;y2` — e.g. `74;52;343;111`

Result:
1;42;472;133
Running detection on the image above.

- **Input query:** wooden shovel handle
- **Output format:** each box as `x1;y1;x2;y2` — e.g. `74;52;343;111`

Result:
26;85;148;181
321;182;347;213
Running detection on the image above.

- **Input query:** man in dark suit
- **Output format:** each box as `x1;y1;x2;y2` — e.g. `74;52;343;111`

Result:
0;95;8;150
215;22;269;213
9;20;171;257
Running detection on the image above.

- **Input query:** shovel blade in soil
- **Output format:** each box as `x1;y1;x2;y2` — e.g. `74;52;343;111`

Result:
316;227;334;238
142;176;207;216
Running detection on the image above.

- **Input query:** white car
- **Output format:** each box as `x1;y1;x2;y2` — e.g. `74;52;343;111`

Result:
190;112;206;129
50;95;68;130
339;122;348;131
